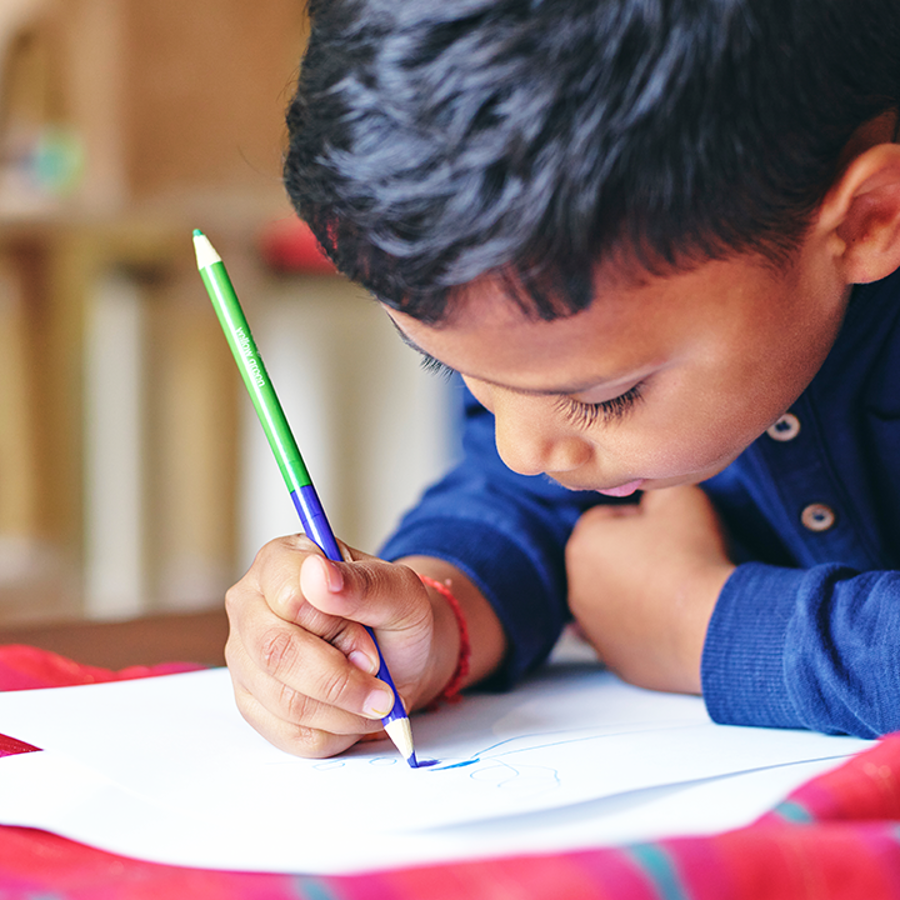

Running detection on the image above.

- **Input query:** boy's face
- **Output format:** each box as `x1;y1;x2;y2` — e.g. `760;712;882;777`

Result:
387;244;852;496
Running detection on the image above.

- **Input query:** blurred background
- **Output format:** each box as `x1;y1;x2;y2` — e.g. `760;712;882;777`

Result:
0;0;456;629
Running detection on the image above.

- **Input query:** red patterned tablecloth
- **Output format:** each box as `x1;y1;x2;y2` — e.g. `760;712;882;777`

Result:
1;643;899;900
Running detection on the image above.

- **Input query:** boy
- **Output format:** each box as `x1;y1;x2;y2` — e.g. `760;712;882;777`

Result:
224;0;900;758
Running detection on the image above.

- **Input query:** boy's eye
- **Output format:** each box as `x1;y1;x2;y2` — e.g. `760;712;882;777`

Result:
558;382;645;428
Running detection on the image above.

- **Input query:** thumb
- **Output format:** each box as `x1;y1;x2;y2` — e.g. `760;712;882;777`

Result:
300;553;432;637
301;554;436;696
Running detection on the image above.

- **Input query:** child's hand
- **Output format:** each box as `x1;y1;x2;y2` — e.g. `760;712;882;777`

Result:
224;537;449;759
565;485;736;694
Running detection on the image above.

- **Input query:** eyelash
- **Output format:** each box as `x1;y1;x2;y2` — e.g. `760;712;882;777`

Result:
417;351;645;427
558;382;645;429
419;355;456;380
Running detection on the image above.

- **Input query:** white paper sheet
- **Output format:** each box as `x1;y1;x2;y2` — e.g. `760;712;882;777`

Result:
0;662;874;873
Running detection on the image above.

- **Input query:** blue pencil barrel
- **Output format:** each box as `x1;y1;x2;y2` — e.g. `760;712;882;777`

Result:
290;484;408;727
291;484;342;562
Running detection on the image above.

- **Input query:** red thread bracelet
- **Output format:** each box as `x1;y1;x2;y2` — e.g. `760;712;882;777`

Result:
419;574;471;707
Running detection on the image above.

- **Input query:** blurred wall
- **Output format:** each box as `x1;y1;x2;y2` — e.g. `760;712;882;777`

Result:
0;0;455;623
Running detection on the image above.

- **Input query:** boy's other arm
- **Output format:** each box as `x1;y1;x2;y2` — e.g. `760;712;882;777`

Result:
224;538;505;758
566;485;735;694
567;483;900;740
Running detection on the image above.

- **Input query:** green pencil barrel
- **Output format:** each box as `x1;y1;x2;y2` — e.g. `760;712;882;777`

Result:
199;262;312;492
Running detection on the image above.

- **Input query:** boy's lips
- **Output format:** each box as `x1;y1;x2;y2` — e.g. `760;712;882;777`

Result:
596;479;646;498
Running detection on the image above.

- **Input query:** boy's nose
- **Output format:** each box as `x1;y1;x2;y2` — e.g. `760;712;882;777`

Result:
494;408;591;477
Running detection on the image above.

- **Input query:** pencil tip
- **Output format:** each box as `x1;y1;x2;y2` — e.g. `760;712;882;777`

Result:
383;716;416;767
407;752;419;769
191;230;221;269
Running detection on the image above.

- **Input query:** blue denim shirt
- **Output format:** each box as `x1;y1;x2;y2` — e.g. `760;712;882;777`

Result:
381;267;900;738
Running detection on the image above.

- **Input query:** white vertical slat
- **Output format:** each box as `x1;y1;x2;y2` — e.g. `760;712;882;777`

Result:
83;271;145;618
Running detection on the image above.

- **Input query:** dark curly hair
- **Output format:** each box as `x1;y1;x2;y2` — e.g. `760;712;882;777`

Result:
284;0;900;322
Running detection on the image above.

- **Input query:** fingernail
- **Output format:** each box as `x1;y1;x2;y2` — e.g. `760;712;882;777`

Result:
349;650;378;675
313;555;344;592
362;687;394;719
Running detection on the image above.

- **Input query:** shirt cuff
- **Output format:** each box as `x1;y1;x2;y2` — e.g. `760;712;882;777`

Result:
701;562;808;728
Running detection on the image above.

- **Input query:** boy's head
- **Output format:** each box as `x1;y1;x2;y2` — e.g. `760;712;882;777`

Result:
285;0;900;323
284;0;900;493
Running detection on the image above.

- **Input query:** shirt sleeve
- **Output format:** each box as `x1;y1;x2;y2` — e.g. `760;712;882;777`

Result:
701;561;900;738
379;384;601;688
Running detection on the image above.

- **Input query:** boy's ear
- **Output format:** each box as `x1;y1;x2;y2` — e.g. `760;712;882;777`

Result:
819;143;900;284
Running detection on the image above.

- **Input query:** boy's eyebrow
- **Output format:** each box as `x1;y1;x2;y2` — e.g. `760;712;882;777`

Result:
390;320;631;397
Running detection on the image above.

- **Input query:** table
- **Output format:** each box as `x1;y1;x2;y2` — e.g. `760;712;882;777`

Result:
1;610;900;899
0;607;229;669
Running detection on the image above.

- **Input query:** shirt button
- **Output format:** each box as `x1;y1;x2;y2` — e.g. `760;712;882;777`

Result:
767;413;801;442
801;503;836;532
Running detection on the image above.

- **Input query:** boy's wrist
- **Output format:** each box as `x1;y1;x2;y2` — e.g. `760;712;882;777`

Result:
397;555;506;710
679;560;736;692
418;574;471;708
414;573;465;709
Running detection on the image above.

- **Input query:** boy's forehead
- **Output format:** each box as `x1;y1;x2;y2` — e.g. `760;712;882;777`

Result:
386;250;795;391
428;256;699;337
442;245;791;326
448;259;657;323
441;262;645;328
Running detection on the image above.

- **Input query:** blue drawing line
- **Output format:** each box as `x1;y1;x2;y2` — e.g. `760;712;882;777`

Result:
424;724;686;787
312;756;441;770
432;759;479;771
308;720;700;796
434;720;692;768
475;733;605;759
428;732;600;773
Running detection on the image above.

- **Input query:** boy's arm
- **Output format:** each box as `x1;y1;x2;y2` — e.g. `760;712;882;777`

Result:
566;484;900;739
566;486;735;695
702;561;900;738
